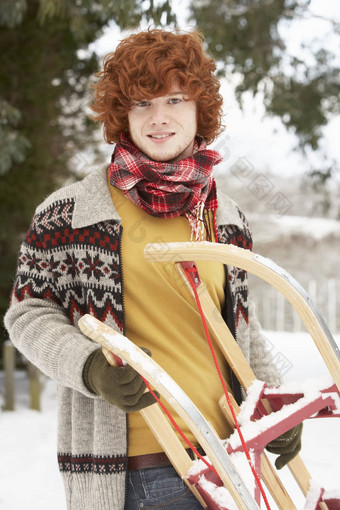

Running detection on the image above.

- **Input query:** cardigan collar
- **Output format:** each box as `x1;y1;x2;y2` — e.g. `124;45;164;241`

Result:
72;164;121;229
71;163;244;231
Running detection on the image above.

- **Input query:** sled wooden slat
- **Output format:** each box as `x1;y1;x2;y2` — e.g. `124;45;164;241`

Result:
261;455;297;509
175;262;264;393
130;400;207;507
144;242;340;394
145;241;340;510
78;241;339;510
288;455;330;510
194;269;302;510
287;455;311;494
78;319;206;506
219;394;297;510
79;315;260;510
173;247;330;508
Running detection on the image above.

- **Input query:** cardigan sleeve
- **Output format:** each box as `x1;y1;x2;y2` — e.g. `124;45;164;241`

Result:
248;300;282;386
4;217;98;397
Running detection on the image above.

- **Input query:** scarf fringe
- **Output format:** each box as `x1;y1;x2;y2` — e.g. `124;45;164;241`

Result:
186;201;205;242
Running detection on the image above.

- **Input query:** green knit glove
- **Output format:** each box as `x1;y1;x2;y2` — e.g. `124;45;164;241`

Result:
83;348;158;413
266;423;303;469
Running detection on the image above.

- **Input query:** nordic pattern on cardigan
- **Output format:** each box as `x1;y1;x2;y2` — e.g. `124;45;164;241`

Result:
58;454;127;475
218;207;253;329
12;197;253;476
12;199;125;333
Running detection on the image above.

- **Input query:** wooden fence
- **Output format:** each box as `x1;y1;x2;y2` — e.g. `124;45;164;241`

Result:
252;279;339;335
2;341;42;411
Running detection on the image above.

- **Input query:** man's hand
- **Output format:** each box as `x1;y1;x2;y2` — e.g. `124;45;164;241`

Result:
266;423;303;469
83;348;158;413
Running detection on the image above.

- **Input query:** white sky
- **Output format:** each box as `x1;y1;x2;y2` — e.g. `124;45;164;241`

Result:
88;0;340;179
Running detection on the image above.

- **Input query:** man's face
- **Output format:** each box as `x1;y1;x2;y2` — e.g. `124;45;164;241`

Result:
127;85;197;163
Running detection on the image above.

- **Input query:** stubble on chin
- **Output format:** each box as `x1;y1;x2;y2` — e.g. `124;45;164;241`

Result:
152;141;195;163
140;146;180;163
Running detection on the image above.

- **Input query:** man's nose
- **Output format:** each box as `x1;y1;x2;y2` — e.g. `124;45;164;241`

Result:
149;104;169;125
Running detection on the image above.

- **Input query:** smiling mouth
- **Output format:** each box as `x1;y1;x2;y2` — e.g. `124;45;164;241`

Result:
147;133;175;140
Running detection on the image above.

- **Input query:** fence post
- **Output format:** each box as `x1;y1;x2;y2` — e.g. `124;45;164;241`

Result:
308;280;317;305
3;340;15;411
327;279;337;334
276;292;285;331
27;362;41;411
262;294;272;330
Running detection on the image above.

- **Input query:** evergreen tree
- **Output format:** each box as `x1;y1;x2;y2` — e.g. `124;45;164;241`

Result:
0;0;174;347
189;0;340;174
0;0;339;349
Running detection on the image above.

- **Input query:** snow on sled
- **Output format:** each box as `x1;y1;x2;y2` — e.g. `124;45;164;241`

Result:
187;378;340;510
79;242;340;510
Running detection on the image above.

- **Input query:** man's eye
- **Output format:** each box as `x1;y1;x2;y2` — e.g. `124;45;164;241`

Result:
169;98;181;104
136;100;149;107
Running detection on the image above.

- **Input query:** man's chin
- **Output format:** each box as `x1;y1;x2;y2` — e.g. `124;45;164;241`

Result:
144;150;179;163
136;139;195;163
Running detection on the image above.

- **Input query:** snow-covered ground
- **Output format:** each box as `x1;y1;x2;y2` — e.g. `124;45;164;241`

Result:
0;330;339;509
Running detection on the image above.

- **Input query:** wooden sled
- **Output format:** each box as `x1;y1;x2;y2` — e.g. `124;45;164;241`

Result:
79;242;340;510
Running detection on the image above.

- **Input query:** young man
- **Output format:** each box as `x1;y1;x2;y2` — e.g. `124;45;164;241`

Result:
5;29;302;510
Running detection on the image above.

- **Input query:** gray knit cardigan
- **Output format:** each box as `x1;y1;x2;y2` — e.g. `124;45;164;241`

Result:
4;164;280;510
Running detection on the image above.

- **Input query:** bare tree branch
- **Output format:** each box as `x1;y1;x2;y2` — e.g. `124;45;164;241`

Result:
283;9;340;29
195;1;340;29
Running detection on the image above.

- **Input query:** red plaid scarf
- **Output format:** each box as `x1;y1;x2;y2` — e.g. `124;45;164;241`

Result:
109;133;222;241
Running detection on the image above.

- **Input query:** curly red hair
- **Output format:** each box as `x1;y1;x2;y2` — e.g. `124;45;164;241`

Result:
89;29;224;145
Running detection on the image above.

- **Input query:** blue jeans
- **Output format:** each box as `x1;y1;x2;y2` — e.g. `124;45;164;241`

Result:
124;465;203;509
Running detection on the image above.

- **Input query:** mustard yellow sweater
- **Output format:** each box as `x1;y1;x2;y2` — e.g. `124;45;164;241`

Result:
108;184;233;456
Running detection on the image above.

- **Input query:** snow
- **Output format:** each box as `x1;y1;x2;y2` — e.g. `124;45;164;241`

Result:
325;489;340;499
226;375;340;452
198;476;238;510
80;314;158;375
228;451;256;499
303;480;324;510
0;374;64;509
0;330;339;509
230;391;336;459
236;379;265;424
